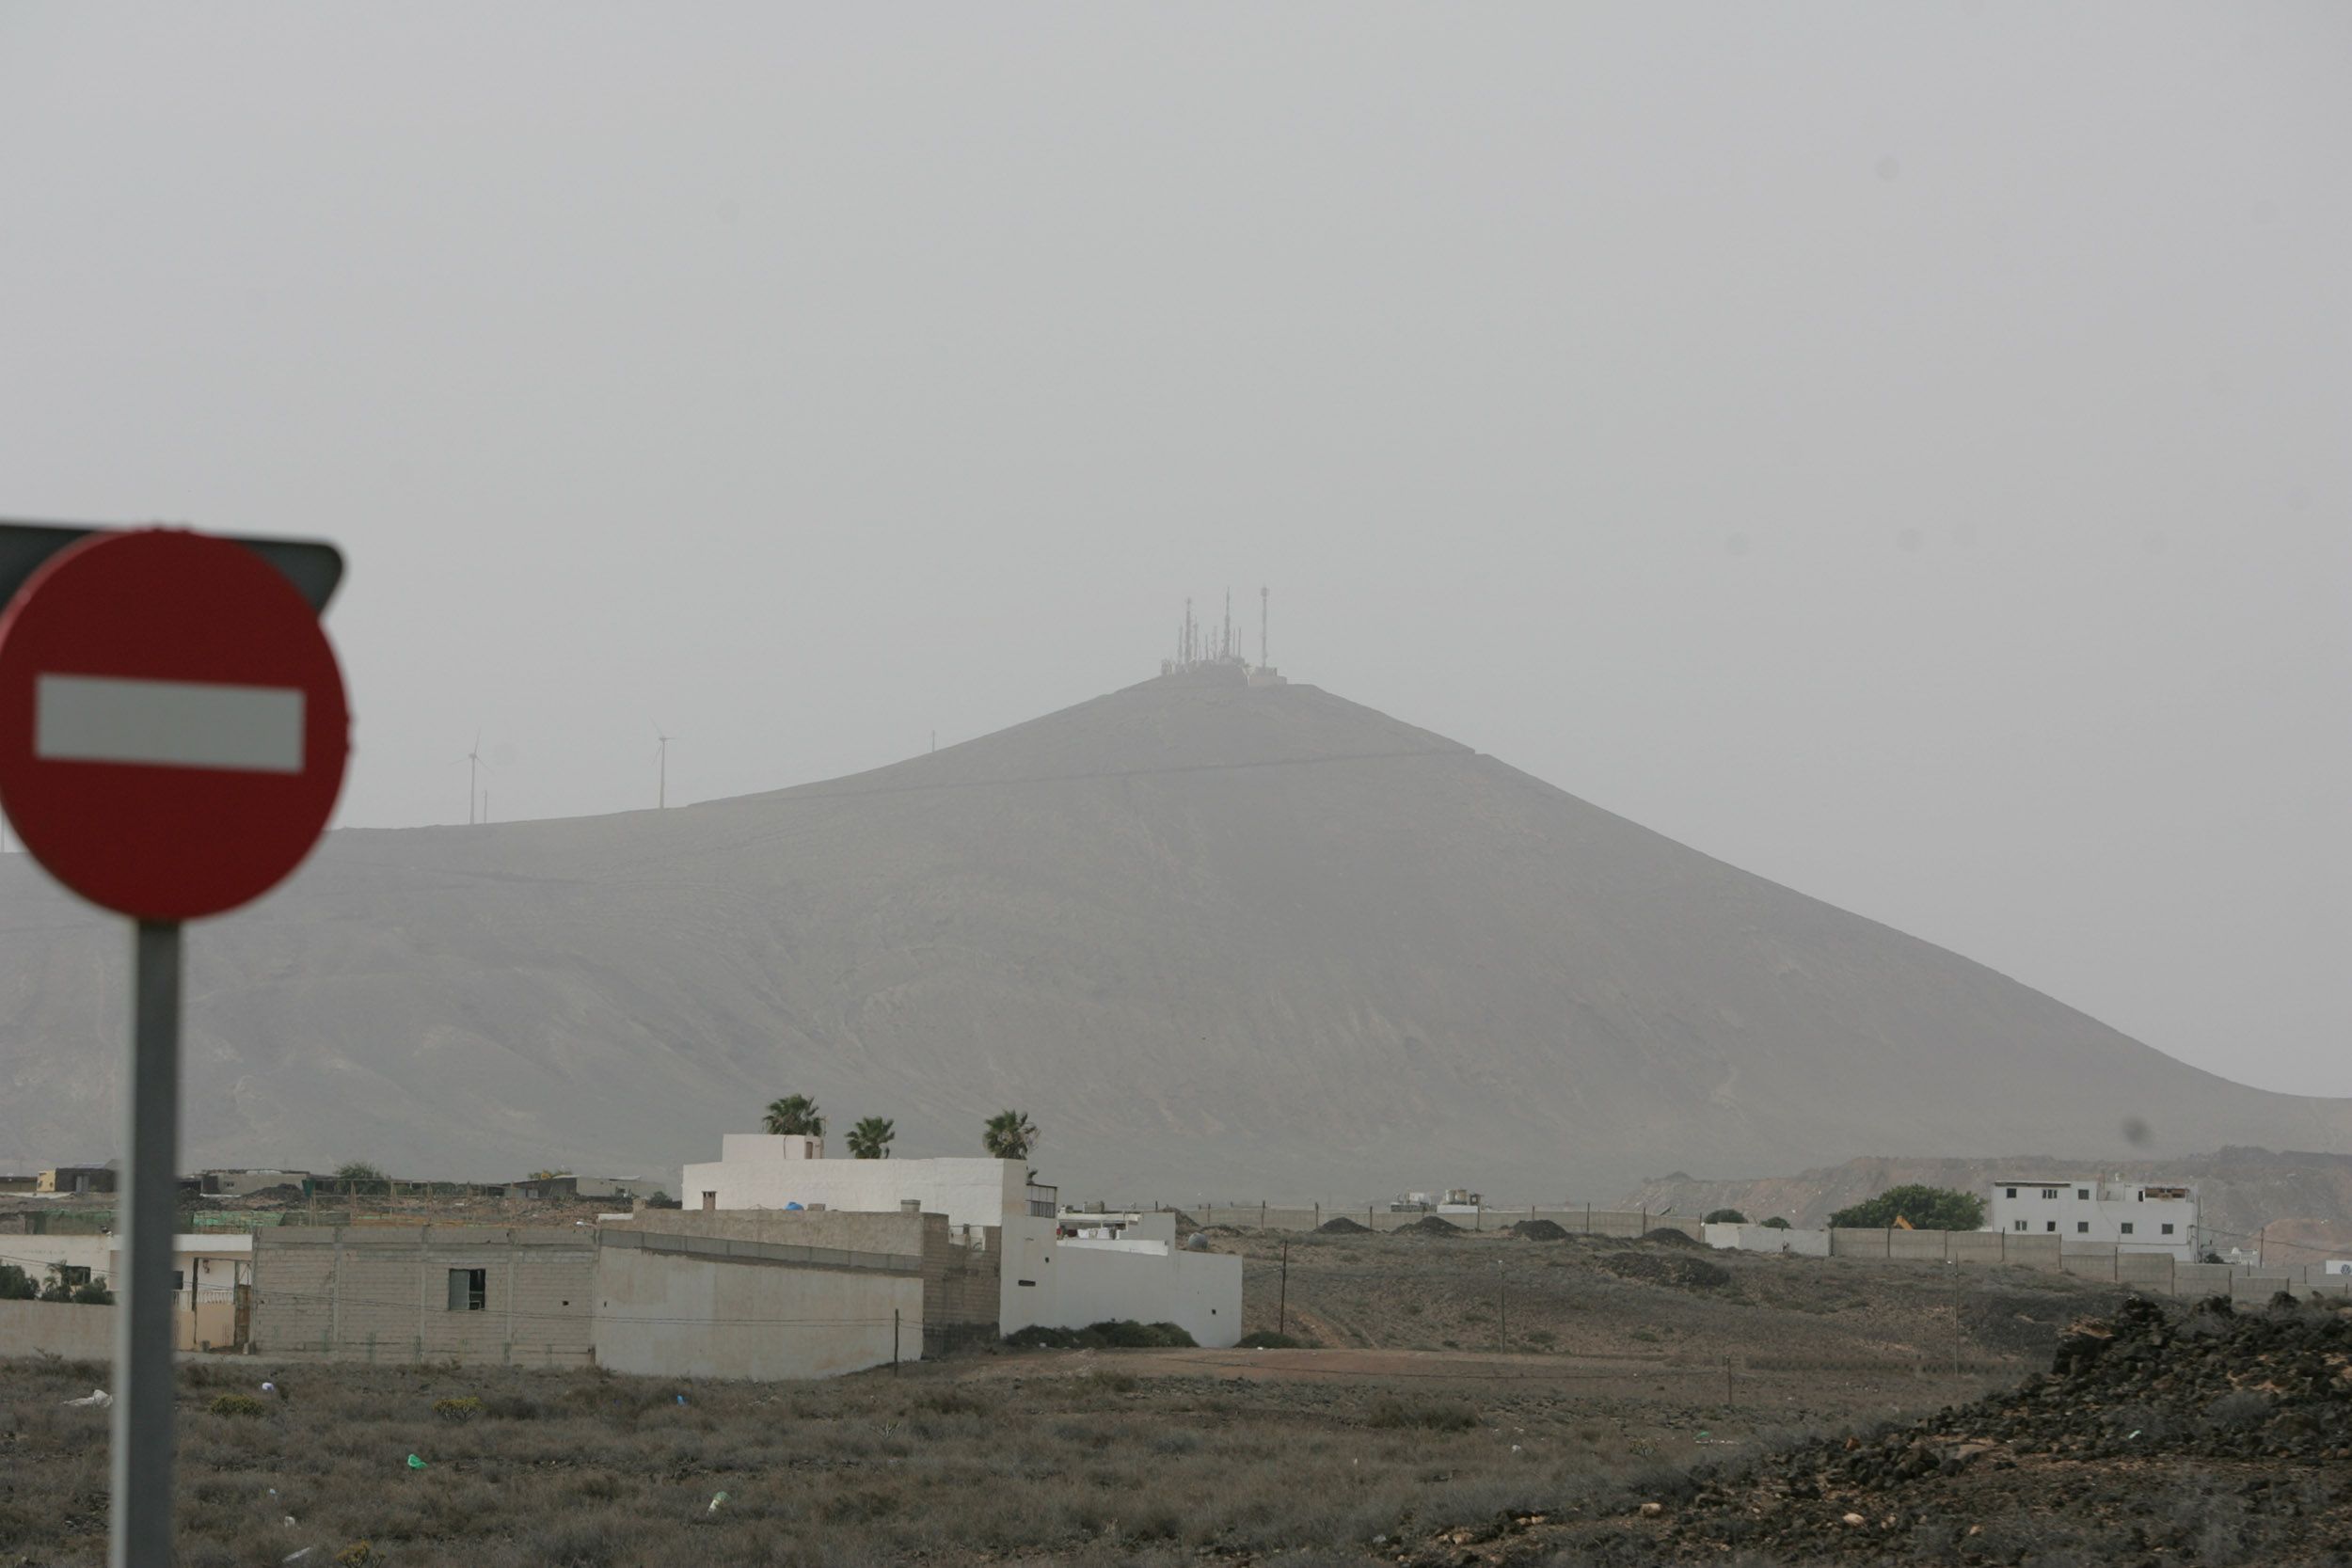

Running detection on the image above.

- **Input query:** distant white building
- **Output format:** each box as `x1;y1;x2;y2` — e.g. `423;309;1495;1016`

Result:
680;1133;1241;1347
1986;1177;2201;1262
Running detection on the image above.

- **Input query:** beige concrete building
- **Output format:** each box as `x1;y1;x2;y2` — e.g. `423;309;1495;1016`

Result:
246;1219;967;1379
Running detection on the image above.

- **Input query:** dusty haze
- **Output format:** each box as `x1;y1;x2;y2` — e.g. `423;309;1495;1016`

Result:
0;5;2344;1107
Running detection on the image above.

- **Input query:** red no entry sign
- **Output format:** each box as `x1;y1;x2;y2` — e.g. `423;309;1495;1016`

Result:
0;529;350;920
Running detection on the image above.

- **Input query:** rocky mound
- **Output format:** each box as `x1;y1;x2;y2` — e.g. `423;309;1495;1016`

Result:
1597;1248;1731;1292
1402;1214;1462;1235
1314;1215;1371;1234
1509;1218;1571;1241
1600;1295;2352;1563
1642;1227;1707;1248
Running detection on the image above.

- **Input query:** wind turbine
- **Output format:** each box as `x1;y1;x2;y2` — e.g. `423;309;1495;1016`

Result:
466;731;491;826
653;722;676;809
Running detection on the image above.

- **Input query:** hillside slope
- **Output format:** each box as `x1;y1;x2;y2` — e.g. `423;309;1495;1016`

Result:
3;668;2346;1196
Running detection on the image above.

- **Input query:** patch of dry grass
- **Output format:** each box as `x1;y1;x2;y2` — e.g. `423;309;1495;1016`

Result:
1;1354;1670;1567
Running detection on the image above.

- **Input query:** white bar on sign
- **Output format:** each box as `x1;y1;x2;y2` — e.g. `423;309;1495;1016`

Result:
35;674;307;774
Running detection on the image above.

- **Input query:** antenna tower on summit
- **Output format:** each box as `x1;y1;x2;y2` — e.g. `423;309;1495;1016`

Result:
1159;587;1285;687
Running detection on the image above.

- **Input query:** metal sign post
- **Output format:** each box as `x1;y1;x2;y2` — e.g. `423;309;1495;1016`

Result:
117;920;183;1567
0;521;349;1568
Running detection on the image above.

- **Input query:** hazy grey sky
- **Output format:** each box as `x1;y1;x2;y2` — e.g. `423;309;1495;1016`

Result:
3;5;2345;1096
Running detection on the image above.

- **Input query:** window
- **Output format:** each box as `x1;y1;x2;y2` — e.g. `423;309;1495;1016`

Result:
2011;1220;2027;1231
701;1191;717;1212
2005;1187;2017;1199
2120;1223;2135;1236
446;1268;486;1312
2161;1224;2174;1235
2077;1188;2090;1200
171;1270;185;1291
57;1265;91;1288
2045;1221;2057;1232
2076;1222;2089;1234
2042;1188;2058;1199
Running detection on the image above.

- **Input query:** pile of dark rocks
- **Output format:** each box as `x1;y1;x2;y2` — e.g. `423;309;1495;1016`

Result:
1565;1293;2352;1564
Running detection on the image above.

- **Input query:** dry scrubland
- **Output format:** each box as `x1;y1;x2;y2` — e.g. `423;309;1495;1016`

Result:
4;1227;2345;1566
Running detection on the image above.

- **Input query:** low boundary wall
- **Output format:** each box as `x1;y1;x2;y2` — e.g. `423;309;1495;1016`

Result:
0;1299;115;1360
1150;1203;2352;1303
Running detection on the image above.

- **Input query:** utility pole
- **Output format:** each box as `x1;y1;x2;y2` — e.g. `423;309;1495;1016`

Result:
1278;1238;1289;1337
1496;1259;1506;1354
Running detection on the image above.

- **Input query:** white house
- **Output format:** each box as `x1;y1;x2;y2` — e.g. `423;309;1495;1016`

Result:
1986;1178;2201;1261
681;1134;1241;1347
9;1231;254;1349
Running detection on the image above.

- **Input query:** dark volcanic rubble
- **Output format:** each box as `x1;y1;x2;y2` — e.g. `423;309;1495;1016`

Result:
1515;1294;2352;1566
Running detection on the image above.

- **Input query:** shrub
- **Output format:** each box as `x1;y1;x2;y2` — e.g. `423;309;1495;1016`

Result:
1826;1185;1984;1231
1004;1319;1197;1350
1089;1320;1197;1348
1703;1209;1747;1225
334;1544;377;1568
914;1387;993;1416
70;1282;114;1306
0;1264;37;1301
1005;1324;1081;1350
207;1394;267;1418
1760;1216;1791;1229
432;1396;483;1423
1365;1397;1479;1432
482;1393;543;1421
1235;1330;1303;1349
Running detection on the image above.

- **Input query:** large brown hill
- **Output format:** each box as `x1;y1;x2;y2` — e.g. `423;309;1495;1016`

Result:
3;669;2346;1197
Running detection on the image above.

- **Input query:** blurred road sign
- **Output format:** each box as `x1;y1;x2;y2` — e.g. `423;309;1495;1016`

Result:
0;519;350;1568
0;528;350;920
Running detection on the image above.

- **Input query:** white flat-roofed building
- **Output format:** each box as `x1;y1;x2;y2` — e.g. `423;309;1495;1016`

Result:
1986;1178;2201;1261
680;1133;1240;1346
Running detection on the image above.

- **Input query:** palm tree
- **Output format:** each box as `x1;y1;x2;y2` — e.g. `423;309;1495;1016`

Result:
981;1109;1039;1163
846;1117;896;1160
762;1095;825;1137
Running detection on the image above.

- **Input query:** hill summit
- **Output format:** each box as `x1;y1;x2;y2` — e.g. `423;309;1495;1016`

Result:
3;669;2346;1196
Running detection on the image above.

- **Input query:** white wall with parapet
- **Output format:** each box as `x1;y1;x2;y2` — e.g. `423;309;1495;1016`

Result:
996;1215;1241;1348
682;1145;1024;1231
1055;1240;1242;1348
1703;1223;1831;1257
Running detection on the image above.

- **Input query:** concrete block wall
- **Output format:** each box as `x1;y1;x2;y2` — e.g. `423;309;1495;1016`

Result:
593;1236;921;1381
1181;1204;1705;1239
608;1207;1006;1354
2003;1234;2063;1270
2174;1262;2237;1297
1887;1228;1948;1262
0;1299;115;1360
251;1227;597;1367
1831;1228;1890;1259
2060;1244;2121;1279
1946;1231;2006;1264
928;1227;1002;1354
612;1208;927;1258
